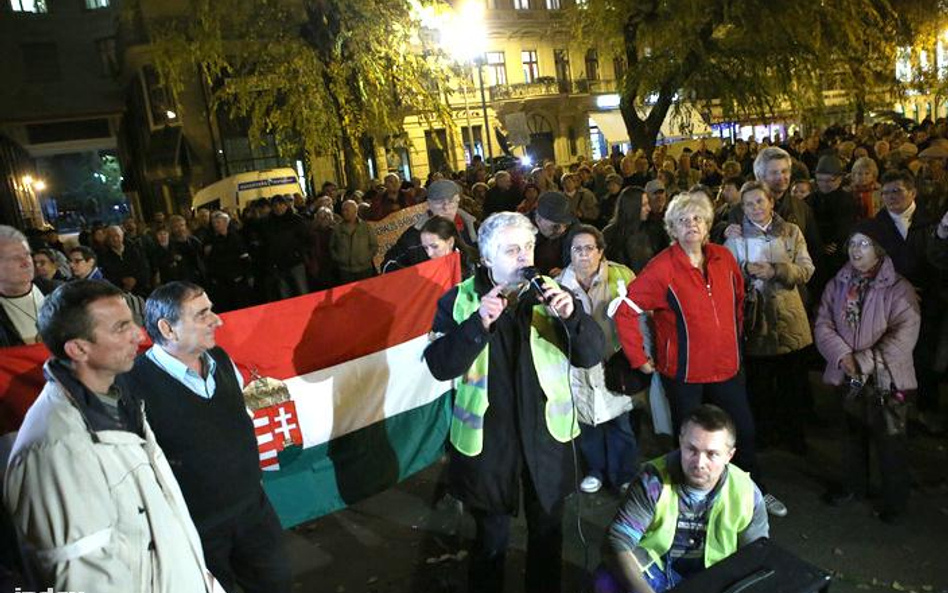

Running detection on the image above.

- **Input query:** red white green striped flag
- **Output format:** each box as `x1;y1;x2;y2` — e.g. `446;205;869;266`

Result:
0;255;460;528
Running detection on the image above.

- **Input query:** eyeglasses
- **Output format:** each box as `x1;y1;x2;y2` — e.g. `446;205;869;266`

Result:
848;239;873;249
571;245;600;254
675;214;706;227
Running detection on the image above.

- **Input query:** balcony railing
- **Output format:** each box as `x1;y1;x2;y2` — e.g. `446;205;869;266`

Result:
489;77;559;101
488;77;618;101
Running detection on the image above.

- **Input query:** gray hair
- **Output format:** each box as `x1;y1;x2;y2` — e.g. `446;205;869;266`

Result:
851;156;878;177
0;225;27;245
664;191;715;241
478;212;536;260
144;281;205;345
753;146;792;181
211;210;230;222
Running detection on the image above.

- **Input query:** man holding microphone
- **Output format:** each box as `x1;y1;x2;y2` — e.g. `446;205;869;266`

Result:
425;211;604;593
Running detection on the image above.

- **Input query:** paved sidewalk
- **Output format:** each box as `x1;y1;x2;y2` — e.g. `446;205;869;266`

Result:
287;379;948;593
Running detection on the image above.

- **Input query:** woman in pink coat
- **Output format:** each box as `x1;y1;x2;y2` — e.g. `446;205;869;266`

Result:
814;220;920;523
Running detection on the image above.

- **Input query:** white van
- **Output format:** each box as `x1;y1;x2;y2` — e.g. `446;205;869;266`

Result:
191;168;304;211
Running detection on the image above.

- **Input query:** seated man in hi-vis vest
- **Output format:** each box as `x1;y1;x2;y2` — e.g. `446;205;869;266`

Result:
425;209;605;593
595;404;770;593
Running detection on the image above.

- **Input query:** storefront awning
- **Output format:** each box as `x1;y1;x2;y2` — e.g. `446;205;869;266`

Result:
589;110;630;144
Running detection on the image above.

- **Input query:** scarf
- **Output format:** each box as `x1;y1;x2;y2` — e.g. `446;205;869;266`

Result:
844;260;882;329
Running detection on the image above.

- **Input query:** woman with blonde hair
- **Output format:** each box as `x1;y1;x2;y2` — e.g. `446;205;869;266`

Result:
614;191;786;516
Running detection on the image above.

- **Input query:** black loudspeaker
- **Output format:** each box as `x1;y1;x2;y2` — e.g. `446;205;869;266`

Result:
669;538;832;593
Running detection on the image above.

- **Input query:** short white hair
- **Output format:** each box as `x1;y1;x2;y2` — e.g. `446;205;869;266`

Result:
0;225;27;245
753;146;792;181
478;212;536;260
664;192;714;242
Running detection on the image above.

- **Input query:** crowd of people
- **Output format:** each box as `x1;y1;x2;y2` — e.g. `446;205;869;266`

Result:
2;116;948;593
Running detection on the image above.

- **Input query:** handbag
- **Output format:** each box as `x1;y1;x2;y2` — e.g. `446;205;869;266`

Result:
743;284;760;336
842;352;909;437
740;237;762;337
604;349;649;395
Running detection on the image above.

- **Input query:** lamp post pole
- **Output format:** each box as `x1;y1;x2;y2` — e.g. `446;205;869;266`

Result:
463;76;477;164
476;57;494;166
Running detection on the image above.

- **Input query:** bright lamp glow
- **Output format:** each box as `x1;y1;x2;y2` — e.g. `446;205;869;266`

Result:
443;1;487;64
32;180;47;191
520;155;533;167
22;175;33;186
596;94;621;109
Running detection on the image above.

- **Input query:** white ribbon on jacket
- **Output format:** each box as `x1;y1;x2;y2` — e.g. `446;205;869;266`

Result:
606;278;643;318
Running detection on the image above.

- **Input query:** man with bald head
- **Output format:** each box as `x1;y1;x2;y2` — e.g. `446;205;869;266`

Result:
97;224;152;297
331;199;378;282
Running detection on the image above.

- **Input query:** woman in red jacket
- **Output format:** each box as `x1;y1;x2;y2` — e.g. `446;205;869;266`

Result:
614;191;786;517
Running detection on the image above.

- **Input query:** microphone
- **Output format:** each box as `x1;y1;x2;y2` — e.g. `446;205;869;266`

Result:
520;266;560;317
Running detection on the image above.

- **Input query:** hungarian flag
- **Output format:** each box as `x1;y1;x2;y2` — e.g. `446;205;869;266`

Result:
0;255;460;528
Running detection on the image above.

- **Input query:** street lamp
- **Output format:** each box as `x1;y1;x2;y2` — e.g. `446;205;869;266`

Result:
32;180;46;192
441;1;493;165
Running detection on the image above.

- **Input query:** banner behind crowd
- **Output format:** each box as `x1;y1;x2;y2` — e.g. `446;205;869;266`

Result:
0;255;460;528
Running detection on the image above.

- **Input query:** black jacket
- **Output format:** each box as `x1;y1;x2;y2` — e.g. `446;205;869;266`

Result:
98;244;152;297
265;211;308;270
872;207;941;299
206;231;251;283
424;268;604;514
383;211;478;272
482;186;523;219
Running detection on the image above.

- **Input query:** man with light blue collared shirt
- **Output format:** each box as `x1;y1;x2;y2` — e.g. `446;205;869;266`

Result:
122;281;291;593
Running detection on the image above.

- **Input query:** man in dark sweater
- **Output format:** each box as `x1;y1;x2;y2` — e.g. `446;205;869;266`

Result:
123;281;291;593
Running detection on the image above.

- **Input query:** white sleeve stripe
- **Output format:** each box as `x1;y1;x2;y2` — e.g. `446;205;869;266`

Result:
33;527;112;565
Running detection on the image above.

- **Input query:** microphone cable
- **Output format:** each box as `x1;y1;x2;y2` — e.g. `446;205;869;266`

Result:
523;268;592;586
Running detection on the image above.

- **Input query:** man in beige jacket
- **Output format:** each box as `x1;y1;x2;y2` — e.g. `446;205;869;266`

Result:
4;280;220;592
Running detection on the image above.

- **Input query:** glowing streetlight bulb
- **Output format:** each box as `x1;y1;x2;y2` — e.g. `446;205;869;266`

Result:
22;175;33;186
33;180;47;191
444;1;486;64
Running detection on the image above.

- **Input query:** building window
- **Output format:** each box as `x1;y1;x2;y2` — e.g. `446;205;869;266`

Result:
460;125;484;162
546;0;561;8
9;0;46;12
21;43;60;82
424;129;450;174
513;0;529;9
141;65;180;129
585;49;599;81
486;51;507;86
85;0;109;8
522;50;539;84
613;56;626;81
96;37;118;77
